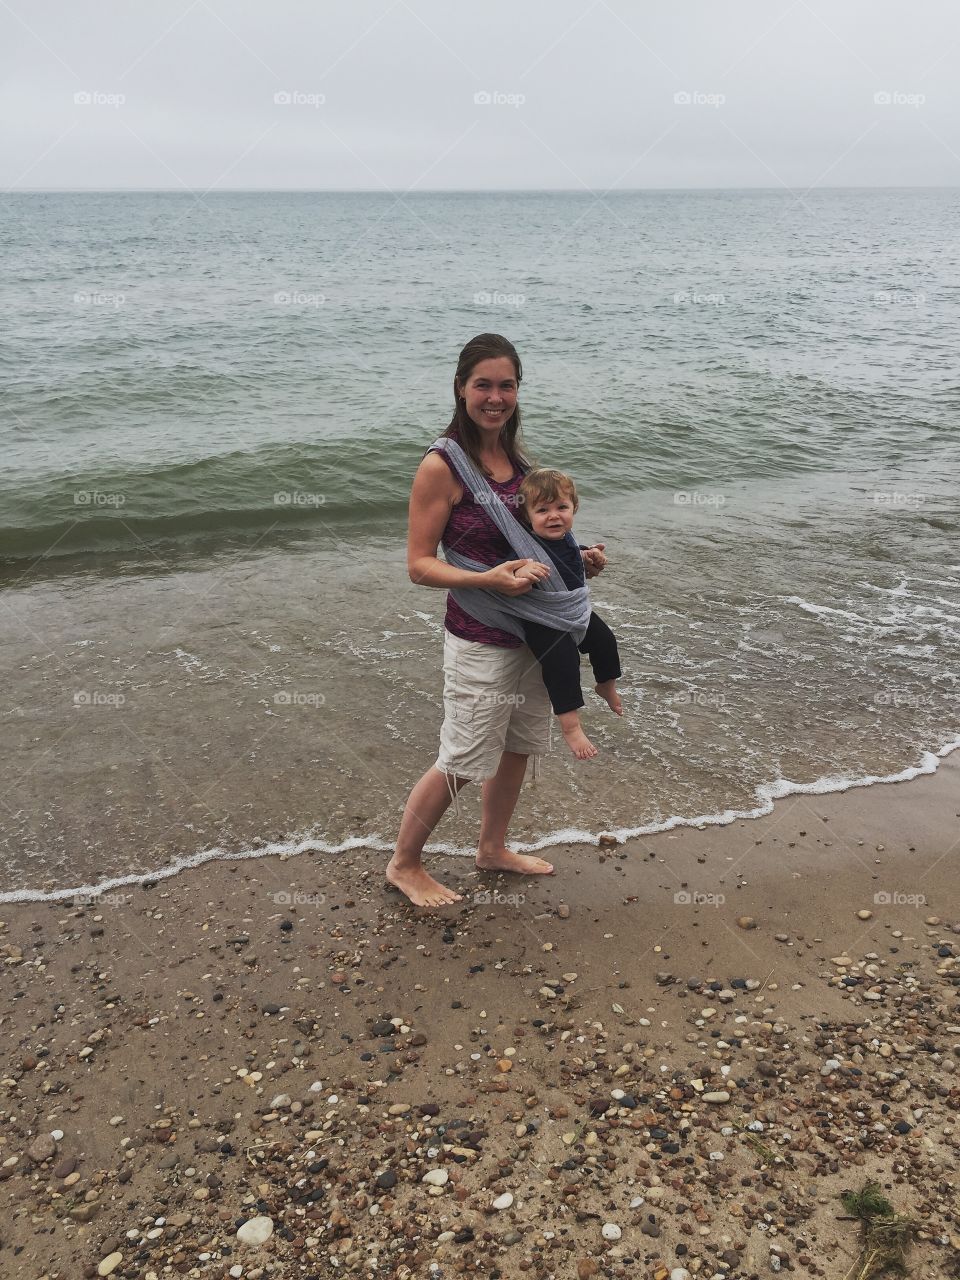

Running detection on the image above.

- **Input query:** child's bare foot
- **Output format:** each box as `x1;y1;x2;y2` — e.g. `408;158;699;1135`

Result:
560;718;599;760
385;856;463;907
595;680;623;715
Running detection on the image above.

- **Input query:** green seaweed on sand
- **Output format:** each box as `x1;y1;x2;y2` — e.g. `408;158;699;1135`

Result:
839;1182;918;1280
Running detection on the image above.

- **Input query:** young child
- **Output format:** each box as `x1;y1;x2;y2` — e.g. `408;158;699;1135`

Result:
513;468;622;759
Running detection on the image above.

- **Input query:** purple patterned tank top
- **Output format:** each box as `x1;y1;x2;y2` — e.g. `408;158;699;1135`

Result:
429;441;526;648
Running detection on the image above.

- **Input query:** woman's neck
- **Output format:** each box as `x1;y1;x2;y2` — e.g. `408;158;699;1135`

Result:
478;433;508;463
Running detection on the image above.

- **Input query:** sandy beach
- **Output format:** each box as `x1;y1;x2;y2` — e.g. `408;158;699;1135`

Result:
1;753;957;1280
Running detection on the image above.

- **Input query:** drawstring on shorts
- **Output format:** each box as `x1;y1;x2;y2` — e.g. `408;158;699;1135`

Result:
530;716;553;785
442;768;462;818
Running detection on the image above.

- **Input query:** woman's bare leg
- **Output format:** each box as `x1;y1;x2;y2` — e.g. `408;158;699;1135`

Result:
475;751;554;876
386;767;467;906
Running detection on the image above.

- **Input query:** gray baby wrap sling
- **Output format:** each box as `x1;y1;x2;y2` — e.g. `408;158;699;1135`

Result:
432;436;591;645
431;437;593;810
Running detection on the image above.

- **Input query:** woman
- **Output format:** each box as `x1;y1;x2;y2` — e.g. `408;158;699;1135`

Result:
386;334;607;906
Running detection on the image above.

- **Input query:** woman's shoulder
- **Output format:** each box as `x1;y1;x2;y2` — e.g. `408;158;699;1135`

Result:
420;446;457;477
415;446;464;499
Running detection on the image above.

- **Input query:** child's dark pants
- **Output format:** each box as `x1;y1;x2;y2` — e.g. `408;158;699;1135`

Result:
522;611;621;715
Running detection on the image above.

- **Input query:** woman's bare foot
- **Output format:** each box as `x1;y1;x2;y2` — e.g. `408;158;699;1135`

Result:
559;711;598;760
385;856;463;907
595;680;623;715
475;847;555;875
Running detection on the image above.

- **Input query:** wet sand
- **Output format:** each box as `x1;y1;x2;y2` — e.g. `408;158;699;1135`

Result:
1;756;958;1280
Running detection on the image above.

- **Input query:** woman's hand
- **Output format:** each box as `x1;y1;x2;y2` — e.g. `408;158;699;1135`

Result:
484;559;551;596
581;543;607;578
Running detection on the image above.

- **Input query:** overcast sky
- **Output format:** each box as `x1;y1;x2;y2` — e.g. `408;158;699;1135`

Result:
1;0;957;190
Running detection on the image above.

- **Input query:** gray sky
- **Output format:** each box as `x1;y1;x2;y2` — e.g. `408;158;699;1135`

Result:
2;0;957;190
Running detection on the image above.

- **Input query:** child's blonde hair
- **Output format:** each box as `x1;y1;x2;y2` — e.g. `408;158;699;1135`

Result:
518;468;579;524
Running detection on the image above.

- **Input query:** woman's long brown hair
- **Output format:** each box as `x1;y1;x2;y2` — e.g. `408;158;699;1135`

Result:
441;333;532;476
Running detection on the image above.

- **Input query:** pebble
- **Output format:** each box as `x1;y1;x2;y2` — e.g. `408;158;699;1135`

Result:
4;835;959;1280
97;1253;123;1277
736;916;757;930
27;1135;57;1164
236;1215;274;1246
857;909;873;920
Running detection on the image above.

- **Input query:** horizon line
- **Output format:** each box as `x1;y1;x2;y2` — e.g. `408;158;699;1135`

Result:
3;183;959;195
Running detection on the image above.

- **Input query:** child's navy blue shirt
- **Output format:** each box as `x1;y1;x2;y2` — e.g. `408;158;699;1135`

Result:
531;530;586;589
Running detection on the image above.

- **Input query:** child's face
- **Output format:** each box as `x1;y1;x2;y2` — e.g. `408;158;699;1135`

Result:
527;491;576;539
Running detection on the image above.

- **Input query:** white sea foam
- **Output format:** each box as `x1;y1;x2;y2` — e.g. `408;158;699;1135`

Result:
3;736;958;905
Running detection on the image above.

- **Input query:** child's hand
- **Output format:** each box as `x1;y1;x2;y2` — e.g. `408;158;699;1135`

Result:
581;543;607;578
485;559;550;596
513;559;551;585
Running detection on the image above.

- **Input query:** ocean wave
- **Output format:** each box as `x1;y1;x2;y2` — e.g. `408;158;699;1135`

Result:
2;736;957;904
0;440;414;563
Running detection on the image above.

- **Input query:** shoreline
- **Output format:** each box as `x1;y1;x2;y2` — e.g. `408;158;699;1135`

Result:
3;734;958;905
1;751;958;1279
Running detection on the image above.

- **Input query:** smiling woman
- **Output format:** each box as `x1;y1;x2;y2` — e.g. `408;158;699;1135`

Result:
385;333;575;907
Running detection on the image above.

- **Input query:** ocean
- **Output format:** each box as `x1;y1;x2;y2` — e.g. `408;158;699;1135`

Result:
1;189;958;898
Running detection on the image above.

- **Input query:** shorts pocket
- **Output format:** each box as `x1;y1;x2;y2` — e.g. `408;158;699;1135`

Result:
443;638;476;722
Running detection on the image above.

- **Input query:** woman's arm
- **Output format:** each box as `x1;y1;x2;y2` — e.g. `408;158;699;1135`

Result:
407;453;549;595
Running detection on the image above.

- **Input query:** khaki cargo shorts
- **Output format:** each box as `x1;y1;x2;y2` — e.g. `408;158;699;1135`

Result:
435;630;552;784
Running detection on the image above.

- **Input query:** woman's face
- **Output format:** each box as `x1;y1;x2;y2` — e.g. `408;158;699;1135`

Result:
458;357;519;434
